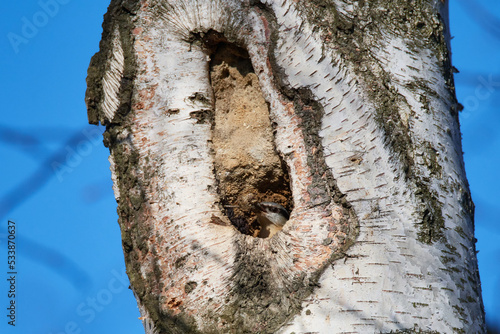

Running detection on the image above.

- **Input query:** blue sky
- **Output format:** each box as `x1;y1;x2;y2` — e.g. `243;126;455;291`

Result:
0;1;498;333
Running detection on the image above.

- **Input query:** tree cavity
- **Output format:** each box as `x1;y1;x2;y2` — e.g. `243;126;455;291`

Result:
205;35;292;237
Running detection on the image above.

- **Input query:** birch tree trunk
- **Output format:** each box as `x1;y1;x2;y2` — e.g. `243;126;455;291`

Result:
85;0;485;332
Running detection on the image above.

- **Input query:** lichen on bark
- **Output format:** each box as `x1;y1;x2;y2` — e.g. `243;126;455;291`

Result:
292;0;466;244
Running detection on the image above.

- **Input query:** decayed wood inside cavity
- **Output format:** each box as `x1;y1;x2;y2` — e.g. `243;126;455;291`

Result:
209;42;292;237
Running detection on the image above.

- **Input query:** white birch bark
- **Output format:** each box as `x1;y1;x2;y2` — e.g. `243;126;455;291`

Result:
86;0;485;333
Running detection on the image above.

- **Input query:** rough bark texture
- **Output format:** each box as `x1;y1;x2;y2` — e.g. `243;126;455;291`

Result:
86;0;485;333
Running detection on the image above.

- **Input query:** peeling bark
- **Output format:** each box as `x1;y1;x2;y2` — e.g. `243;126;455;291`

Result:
86;0;484;333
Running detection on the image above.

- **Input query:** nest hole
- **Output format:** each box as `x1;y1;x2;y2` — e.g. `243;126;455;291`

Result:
203;33;292;237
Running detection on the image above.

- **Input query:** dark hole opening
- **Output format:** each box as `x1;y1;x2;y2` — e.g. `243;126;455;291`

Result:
202;32;292;237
